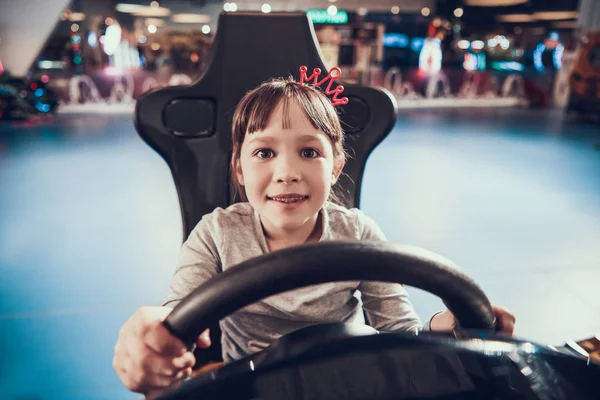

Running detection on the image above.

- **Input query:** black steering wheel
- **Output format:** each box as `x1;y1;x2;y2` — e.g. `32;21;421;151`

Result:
163;241;496;350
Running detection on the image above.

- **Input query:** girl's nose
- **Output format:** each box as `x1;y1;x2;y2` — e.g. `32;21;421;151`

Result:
273;157;301;184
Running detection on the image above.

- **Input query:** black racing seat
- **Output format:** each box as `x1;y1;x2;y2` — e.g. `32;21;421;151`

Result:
134;11;397;363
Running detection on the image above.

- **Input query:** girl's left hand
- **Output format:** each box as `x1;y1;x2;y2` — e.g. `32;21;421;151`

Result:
430;305;516;336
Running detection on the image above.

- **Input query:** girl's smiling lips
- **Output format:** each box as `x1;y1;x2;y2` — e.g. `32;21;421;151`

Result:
267;193;310;203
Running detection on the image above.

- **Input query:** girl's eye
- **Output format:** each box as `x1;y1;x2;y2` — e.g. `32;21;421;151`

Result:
302;148;319;159
255;149;274;159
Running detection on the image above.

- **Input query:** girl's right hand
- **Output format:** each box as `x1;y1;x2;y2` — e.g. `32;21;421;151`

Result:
113;306;211;397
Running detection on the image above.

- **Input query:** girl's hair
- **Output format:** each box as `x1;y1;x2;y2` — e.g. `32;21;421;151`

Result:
230;77;348;205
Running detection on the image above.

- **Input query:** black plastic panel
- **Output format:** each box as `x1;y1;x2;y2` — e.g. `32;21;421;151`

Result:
165;99;216;137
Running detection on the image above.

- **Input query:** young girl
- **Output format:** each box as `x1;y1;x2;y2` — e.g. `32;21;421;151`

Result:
113;71;516;397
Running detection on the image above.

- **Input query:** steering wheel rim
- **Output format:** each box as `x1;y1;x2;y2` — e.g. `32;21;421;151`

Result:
163;241;496;348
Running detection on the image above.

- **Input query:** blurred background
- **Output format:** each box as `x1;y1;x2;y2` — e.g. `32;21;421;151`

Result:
0;0;599;399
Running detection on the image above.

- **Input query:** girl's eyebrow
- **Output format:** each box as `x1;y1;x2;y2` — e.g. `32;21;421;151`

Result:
246;134;322;146
246;136;277;145
298;135;322;143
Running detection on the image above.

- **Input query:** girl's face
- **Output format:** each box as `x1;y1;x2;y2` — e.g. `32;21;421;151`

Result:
236;100;343;233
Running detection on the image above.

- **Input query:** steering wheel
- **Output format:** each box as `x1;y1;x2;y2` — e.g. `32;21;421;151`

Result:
163;241;496;350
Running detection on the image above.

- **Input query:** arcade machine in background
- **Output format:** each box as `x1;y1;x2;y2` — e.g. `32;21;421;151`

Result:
311;8;384;86
566;30;600;121
0;59;58;121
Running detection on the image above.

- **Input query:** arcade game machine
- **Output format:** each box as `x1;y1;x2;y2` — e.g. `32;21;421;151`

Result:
567;31;600;121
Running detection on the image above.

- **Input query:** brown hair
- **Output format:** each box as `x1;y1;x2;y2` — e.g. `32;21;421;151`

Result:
230;77;348;204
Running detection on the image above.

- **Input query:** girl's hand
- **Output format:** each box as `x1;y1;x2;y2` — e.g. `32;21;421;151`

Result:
113;306;211;397
429;305;516;336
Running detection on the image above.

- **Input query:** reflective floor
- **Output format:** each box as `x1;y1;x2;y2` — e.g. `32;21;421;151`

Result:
0;108;599;399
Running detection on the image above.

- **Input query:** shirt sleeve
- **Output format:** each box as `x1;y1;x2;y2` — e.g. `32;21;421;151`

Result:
356;212;426;334
162;216;222;308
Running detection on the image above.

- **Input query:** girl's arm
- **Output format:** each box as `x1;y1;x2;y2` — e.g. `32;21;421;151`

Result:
356;211;431;333
162;215;222;308
358;281;423;334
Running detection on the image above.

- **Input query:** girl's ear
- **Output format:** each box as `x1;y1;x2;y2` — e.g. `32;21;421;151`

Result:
332;157;345;185
234;159;244;186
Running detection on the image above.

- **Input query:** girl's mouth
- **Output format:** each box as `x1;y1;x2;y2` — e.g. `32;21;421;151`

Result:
267;194;309;203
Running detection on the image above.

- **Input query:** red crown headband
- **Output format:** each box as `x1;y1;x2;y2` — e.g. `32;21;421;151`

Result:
298;65;349;107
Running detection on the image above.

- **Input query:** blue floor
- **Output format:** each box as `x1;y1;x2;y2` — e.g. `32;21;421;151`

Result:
0;108;599;399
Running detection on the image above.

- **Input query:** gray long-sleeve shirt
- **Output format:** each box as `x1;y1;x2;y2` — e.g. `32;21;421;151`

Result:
163;202;425;362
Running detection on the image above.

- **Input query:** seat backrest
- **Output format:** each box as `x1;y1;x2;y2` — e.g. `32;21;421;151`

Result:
134;11;397;240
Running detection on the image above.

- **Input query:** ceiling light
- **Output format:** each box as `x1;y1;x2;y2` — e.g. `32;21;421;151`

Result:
116;3;144;13
68;12;86;22
471;40;485;50
457;40;470;50
465;0;527;6
533;11;579;21
171;13;210;23
496;14;533;23
132;6;171;17
116;4;171;17
552;21;578;29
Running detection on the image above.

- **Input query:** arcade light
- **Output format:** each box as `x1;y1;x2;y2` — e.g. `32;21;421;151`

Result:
411;38;425;52
554;44;565;69
533;31;564;71
419;38;442;74
70;32;83;66
487;35;510;50
224;3;238;12
457;40;470;50
471;40;485;50
465;0;526;5
88;32;98;48
68;12;86;22
454;8;464;18
463;53;486;71
202;25;211;34
421;7;430;17
261;4;271;13
104;23;122;55
116;3;171;16
171;14;211;23
533;43;545;71
327;5;337;16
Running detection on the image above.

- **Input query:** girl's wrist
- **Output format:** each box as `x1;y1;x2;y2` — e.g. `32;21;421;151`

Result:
429;310;456;331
